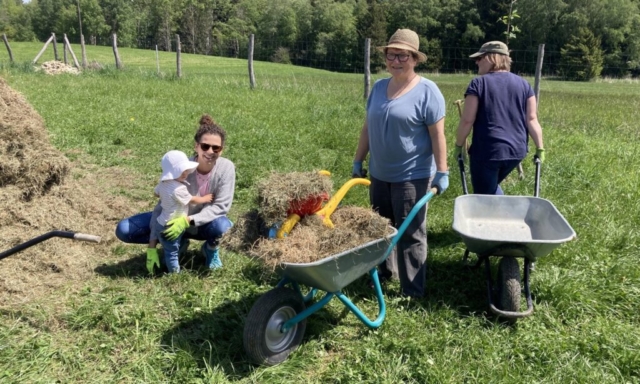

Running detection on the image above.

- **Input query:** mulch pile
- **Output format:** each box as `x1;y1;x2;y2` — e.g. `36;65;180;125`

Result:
221;171;392;271
0;77;141;306
37;61;80;75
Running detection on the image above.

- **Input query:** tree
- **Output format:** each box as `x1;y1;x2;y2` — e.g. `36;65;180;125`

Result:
0;0;37;41
559;27;604;81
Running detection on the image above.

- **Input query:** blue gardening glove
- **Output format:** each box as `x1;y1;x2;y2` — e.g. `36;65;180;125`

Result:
431;171;449;195
162;216;190;241
454;145;463;160
146;248;160;275
352;161;367;178
535;148;545;163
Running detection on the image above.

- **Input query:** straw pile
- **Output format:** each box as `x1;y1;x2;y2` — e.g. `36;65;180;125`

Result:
222;171;392;271
0;77;141;306
37;61;80;75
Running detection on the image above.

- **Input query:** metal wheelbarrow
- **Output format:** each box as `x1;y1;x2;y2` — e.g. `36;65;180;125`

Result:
243;187;439;366
453;155;576;322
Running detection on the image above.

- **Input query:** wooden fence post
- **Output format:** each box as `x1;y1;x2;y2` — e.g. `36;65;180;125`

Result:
364;38;371;100
2;34;14;63
534;43;545;110
176;34;182;78
52;33;59;61
155;45;160;75
248;34;256;89
112;33;122;69
80;34;87;68
33;35;54;64
64;34;81;68
63;36;68;64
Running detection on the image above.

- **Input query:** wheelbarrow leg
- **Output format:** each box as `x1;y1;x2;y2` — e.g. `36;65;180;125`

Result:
335;268;387;329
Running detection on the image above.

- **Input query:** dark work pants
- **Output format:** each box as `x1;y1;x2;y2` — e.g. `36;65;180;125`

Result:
370;176;430;298
470;157;522;195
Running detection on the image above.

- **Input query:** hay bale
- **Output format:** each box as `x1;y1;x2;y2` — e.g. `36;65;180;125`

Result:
0;77;70;199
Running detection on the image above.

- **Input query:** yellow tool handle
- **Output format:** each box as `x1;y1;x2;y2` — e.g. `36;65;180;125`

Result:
276;213;301;239
316;178;371;228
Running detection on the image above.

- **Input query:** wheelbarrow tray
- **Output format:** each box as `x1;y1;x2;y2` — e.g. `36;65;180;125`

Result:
275;226;398;293
452;195;576;261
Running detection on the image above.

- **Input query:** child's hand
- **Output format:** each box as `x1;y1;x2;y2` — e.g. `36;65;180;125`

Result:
202;194;214;203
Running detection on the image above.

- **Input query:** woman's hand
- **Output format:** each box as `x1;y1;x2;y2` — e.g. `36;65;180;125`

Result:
352;161;368;178
162;216;190;240
431;171;449;195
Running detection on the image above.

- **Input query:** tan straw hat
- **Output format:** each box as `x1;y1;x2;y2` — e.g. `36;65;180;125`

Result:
469;41;510;58
377;29;427;63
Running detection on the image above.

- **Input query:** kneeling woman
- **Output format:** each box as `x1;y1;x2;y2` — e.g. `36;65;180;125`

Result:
116;114;235;273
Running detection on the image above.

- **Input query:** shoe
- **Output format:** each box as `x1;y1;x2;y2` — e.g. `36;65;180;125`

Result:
201;243;222;270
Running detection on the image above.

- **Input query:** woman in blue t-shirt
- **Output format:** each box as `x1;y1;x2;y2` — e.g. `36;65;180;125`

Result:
352;29;449;298
455;41;545;195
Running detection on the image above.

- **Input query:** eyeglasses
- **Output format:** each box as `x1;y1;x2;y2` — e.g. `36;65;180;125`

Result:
385;53;411;62
199;143;223;153
474;55;484;63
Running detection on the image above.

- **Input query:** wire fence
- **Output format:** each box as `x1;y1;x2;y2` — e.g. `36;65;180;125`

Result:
14;33;636;80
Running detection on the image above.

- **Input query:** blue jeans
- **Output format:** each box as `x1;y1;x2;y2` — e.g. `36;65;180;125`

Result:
153;223;184;273
470;157;522;195
370;176;430;298
115;211;233;247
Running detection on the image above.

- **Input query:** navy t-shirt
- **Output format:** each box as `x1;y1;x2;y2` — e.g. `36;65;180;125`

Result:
465;72;535;161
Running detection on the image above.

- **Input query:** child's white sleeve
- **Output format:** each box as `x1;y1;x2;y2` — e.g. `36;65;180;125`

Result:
173;185;193;206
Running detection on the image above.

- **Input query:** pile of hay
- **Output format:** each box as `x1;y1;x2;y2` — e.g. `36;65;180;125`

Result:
222;171;393;271
0;77;70;200
0;77;141;306
37;61;80;75
256;171;333;225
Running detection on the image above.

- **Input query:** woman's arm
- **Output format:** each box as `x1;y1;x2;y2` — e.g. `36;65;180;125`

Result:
354;120;370;162
427;117;448;172
525;96;544;148
455;95;478;146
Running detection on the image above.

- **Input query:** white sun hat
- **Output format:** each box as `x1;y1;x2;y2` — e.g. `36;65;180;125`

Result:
160;150;200;181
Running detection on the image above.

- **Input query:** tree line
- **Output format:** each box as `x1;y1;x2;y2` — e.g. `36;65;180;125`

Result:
2;0;639;80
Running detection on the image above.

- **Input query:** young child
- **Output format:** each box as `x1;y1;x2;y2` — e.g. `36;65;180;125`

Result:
147;150;213;273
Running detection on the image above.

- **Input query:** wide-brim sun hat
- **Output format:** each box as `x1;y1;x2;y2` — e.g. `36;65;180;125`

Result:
469;41;510;58
377;29;427;63
160;150;199;181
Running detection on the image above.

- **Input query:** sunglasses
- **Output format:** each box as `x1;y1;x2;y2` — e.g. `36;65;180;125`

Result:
199;143;223;153
385;53;411;62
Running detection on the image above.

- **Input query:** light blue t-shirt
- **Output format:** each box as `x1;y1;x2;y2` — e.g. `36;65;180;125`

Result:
366;77;446;183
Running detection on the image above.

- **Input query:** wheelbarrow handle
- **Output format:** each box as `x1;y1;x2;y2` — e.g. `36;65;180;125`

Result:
0;230;101;261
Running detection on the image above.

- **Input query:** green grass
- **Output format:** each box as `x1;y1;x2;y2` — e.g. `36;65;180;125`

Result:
1;43;639;382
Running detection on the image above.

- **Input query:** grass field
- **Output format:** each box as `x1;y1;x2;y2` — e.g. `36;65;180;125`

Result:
1;42;639;383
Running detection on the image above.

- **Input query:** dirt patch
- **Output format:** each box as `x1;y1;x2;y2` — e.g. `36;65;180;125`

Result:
0;77;143;307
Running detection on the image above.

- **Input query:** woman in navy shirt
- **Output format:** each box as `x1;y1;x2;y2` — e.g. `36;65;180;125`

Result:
455;41;544;195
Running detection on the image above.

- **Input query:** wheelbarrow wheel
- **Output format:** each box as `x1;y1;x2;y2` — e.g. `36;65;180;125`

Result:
243;287;307;366
496;257;521;321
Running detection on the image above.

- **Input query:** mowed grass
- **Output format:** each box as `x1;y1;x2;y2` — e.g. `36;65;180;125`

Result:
1;42;639;383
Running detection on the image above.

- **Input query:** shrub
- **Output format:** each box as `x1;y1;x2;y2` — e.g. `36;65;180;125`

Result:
271;47;292;64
